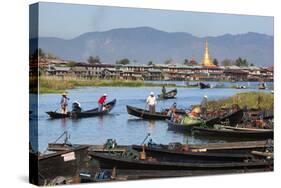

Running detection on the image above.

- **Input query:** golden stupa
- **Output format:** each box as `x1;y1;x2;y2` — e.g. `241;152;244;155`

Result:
201;39;215;67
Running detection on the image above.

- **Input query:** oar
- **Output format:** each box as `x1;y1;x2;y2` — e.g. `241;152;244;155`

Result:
141;103;148;117
54;106;60;112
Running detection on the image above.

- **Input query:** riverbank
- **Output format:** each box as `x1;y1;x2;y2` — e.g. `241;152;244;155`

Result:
38;76;182;93
206;92;273;110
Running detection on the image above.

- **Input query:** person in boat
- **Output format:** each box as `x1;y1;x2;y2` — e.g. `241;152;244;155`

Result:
200;95;208;117
98;93;107;112
60;92;69;114
146;92;157;113
72;101;82;113
162;86;166;95
167;102;177;117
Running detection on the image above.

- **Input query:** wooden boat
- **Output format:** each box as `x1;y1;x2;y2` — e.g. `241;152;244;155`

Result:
192;127;273;139
236;85;247;89
131;145;254;162
259;83;267;90
166;116;220;132
126;105;169;120
30;145;89;185
48;140;272;153
158;89;177;99
199;82;210;89
89;151;272;170
220;109;244;126
46;99;116;119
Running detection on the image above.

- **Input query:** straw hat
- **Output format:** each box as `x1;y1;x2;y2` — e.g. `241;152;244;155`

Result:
192;107;201;114
150;92;154;96
62;92;67;96
104;93;107;96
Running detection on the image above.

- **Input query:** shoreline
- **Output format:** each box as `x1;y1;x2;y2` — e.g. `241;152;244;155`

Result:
34;76;273;94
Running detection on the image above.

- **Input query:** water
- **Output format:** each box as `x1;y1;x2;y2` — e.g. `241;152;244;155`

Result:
30;82;272;152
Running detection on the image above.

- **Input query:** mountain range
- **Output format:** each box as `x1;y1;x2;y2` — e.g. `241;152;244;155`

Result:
31;27;273;66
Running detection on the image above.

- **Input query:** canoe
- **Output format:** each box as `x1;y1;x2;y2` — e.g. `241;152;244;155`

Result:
192;127;273;139
89;151;272;170
126;105;169;120
46;99;116;119
30;145;89;185
220;109;244;126
166;116;220;132
132;145;254;162
158;89;177;99
199;82;210;89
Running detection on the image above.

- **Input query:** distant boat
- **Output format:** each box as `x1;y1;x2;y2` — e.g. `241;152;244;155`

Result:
199;82;210;89
236;85;247;89
158;89;177;99
259;82;267;90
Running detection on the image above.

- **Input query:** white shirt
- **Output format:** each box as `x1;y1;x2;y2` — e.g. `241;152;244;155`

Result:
146;95;157;106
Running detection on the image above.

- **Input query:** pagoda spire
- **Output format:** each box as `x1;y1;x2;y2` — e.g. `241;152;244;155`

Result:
201;39;215;67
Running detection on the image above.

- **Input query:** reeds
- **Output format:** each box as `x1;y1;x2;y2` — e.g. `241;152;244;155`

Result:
207;92;273;110
38;76;176;93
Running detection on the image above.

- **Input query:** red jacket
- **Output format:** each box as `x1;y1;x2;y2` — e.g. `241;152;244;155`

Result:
98;96;106;104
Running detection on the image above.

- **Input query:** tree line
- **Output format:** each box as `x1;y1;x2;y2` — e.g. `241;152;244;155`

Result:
34;48;255;67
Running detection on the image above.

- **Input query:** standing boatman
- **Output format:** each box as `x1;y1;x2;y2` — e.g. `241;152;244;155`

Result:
98;93;107;112
162;86;166;95
60;92;69;114
146;92;157;113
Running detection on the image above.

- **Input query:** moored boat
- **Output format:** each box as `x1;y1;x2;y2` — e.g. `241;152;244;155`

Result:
126;105;169;120
46;99;116;119
220;109;244;126
192;126;273;139
89;151;272;171
166;116;220;132
30;145;90;185
199;82;210;89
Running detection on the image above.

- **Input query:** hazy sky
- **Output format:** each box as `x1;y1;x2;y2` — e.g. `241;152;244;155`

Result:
36;2;274;39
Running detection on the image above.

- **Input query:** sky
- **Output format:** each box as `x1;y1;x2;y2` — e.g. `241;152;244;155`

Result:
34;2;274;39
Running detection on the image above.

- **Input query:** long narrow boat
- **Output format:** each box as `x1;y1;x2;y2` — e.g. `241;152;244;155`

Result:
157;89;177;99
89;151;272;170
192;127;273;139
166;116;220;132
131;145;254;162
199;82;210;89
126;105;169;120
46;99;116;119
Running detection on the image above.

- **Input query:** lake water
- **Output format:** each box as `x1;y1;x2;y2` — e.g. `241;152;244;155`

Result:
30;82;272;152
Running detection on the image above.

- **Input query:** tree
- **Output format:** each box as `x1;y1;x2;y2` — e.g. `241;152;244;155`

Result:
220;59;233;67
67;61;77;67
147;61;153;66
213;58;219;66
38;48;46;58
183;59;189;65
235;57;249;67
164;58;173;65
116;58;130;65
88;56;101;64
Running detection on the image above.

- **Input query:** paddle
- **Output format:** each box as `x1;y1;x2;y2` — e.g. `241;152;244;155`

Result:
141;103;148;117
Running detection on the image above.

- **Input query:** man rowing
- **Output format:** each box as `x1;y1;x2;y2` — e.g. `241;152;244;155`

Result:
98;93;107;112
146;92;157;113
60;92;69;114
